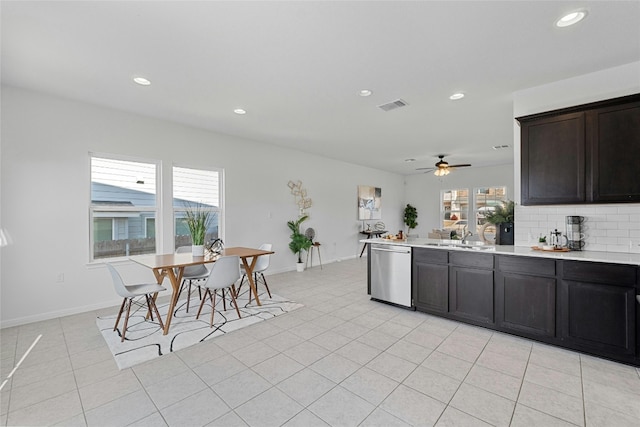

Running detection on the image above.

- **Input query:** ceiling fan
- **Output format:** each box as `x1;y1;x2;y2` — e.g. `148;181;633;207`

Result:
416;155;472;176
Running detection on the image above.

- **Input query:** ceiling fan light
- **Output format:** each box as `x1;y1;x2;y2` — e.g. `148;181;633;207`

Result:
434;168;449;177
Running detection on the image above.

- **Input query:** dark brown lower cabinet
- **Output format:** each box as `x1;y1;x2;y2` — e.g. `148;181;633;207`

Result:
495;256;556;338
408;250;639;366
412;248;448;314
449;252;494;325
560;280;636;357
560;261;637;360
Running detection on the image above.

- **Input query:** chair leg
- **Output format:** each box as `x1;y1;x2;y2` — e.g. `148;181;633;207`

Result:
196;289;212;319
237;274;247;294
113;298;127;332
146;294;165;331
318;247;323;270
229;285;242;318
186;280;192;312
121;298;133;342
209;291;217;327
221;289;227;311
259;272;272;298
176;280;187;303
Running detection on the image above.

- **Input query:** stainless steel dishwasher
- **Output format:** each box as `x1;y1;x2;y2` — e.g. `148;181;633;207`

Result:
370;243;413;309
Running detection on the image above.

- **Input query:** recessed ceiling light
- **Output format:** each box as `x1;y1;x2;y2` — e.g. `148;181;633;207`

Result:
404;158;416;162
556;10;587;27
359;89;372;97
233;108;246;115
449;92;465;100
133;77;151;86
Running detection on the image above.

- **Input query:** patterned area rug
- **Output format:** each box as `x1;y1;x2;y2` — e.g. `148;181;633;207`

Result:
97;287;302;369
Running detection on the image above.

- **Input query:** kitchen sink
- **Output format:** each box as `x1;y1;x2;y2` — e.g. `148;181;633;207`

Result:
423;242;496;251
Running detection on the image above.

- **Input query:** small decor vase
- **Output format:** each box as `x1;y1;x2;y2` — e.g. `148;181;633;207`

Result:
192;245;205;256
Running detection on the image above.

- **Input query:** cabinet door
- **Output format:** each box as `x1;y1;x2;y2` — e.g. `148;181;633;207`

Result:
413;261;449;314
449;266;494;325
412;248;449;314
560;280;636;357
588;101;640;202
520;112;585;205
496;272;556;338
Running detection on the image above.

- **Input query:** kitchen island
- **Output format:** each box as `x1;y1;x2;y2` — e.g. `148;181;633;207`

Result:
365;238;640;366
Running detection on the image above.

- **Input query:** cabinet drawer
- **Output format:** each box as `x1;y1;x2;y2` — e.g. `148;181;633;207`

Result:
563;261;636;286
449;252;493;269
413;247;448;265
497;255;555;277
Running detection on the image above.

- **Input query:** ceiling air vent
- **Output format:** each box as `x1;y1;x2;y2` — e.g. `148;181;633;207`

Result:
377;99;408;112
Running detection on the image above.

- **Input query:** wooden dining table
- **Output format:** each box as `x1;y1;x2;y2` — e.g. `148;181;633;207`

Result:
130;246;275;335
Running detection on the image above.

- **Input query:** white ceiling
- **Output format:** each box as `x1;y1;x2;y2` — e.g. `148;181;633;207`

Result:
2;1;639;175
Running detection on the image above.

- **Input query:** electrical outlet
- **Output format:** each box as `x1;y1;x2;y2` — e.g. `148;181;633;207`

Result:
56;273;64;283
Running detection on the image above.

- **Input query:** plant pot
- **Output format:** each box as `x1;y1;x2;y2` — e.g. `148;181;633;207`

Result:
296;262;305;272
192;245;205;256
496;222;514;245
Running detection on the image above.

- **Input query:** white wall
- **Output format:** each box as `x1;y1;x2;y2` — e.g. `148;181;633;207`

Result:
0;86;405;327
404;164;514;240
512;61;640;251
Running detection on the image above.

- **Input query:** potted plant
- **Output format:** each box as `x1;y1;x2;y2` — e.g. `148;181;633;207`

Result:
484;200;515;245
287;215;312;272
184;203;212;256
403;204;418;237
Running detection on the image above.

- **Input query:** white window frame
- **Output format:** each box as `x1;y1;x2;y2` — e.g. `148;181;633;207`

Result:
440;188;470;234
172;163;224;251
89;152;160;262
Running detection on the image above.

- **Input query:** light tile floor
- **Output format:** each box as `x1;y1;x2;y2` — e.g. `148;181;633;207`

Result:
2;257;640;426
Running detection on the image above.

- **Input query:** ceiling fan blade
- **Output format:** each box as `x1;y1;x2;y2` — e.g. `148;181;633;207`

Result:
447;164;472;168
415;167;436;171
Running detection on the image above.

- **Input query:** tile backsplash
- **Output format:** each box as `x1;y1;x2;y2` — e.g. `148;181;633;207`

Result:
515;204;640;253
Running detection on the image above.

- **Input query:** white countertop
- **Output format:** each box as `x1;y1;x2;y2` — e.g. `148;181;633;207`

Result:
361;238;640;266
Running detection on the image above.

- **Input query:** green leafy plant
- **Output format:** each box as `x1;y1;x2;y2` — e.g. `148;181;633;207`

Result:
184;203;212;245
403;204;418;235
287;215;312;263
484;200;515;225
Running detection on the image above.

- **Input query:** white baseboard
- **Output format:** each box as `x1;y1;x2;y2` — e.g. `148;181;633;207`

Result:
1;256;365;329
0;299;121;329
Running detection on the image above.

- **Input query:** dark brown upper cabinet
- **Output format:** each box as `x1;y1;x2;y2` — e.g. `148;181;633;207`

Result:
517;94;640;206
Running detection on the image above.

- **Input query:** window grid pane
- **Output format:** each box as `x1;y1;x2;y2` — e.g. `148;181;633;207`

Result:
90;156;157;260
173;166;221;250
442;189;469;236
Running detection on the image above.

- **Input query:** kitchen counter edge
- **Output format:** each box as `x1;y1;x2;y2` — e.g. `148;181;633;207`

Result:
361;238;640;266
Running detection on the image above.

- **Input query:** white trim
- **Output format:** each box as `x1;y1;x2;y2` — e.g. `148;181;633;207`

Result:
0;299;122;329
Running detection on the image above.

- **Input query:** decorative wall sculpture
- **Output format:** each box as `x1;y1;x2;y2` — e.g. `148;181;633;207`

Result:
288;180;312;215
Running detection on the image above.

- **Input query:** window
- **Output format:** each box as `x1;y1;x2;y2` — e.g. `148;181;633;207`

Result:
442;189;469;234
474;186;508;232
441;186;507;239
90;155;158;260
173;166;222;250
474;186;507;243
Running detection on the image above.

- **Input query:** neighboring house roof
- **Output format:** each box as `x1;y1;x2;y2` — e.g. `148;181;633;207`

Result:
91;182;216;208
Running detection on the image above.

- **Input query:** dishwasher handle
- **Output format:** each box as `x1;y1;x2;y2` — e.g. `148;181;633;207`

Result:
371;247;411;254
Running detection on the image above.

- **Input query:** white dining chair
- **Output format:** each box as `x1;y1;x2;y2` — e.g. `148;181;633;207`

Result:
196;255;242;327
175;246;210;312
238;243;272;303
106;263;166;342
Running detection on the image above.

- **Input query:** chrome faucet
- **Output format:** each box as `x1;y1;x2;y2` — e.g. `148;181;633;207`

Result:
461;230;473;244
